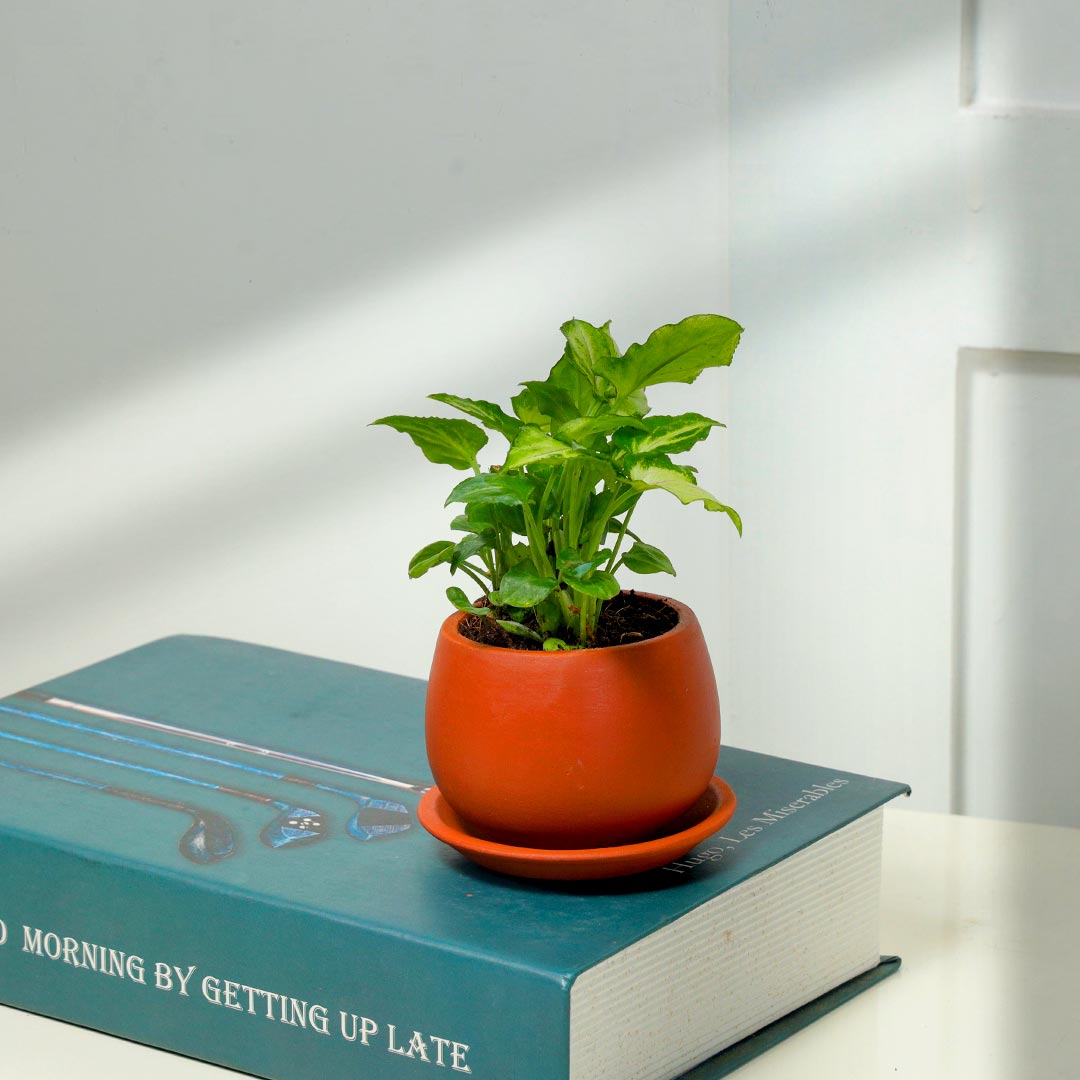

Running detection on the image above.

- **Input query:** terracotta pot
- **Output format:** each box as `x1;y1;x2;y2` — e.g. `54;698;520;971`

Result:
425;593;720;849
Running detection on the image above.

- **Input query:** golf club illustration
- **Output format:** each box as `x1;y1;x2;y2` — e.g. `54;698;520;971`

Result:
0;755;236;865
0;728;325;850
0;701;410;841
17;691;433;796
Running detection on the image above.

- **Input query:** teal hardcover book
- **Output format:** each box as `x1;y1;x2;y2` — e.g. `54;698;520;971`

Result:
0;636;908;1079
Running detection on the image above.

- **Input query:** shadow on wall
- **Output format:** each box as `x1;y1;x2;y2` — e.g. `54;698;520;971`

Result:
2;2;721;444
0;2;741;692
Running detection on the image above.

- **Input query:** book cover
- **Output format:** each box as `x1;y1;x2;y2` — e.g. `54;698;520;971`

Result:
0;635;909;1079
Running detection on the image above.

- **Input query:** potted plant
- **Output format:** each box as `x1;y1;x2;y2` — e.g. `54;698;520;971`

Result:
373;314;742;852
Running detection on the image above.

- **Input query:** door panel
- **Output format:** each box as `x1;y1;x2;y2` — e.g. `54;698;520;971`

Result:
956;349;1080;827
731;0;1080;823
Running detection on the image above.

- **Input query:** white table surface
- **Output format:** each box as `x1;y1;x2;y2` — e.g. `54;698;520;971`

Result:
3;807;1079;1079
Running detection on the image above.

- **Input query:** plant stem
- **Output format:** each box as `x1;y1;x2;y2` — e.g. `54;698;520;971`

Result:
539;468;557;523
521;501;554;579
457;564;489;594
492;520;508;586
565;462;583;552
606;499;638;571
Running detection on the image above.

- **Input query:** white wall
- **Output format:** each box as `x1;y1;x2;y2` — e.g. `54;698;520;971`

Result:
729;1;1080;826
956;0;1080;827
728;2;961;812
1;5;735;698
7;4;1077;828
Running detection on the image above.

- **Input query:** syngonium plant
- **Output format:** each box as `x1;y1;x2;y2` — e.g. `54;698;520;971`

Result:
372;314;743;650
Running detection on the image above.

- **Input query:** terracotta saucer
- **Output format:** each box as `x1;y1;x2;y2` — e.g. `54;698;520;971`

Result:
418;776;737;881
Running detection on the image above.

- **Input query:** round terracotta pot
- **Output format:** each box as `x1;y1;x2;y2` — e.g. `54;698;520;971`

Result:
425;593;721;849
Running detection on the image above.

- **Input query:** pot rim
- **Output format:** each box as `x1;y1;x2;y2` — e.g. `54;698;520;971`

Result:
438;590;695;656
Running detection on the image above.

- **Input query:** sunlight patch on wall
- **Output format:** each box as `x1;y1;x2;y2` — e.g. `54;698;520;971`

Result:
0;134;729;688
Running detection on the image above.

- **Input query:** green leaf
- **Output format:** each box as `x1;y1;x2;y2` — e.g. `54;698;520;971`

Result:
428;394;522;442
446;587;490;616
504;427;585;470
510;385;549;426
578;454;620;491
598;315;742;398
623;452;697;484
507;541;532;565
613;413;724;456
545;349;603;414
560;318;619;386
371;415;488;470
408;540;455;578
628;457;742;534
568;570;621;600
445;472;535;508
489;565;557;608
620;540;676;576
543;637;572;651
451;532;493;572
491;503;528;536
556;548;612;575
555;415;646;446
517;381;578;425
557;549;620;599
453;503;527;535
610;388;651;418
496;620;543;643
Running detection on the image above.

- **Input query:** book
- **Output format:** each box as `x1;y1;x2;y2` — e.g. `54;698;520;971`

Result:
0;635;909;1080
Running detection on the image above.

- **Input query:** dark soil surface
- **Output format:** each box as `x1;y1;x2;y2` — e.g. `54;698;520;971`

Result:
458;591;679;651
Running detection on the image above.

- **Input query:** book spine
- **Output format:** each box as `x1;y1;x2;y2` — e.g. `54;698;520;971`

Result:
0;830;571;1080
